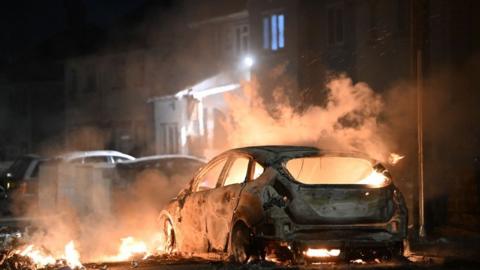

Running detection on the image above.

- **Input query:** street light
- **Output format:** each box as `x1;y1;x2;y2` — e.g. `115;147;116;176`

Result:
243;55;254;68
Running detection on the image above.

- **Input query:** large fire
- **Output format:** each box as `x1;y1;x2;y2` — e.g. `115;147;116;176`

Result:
14;241;83;269
10;235;165;269
107;236;151;262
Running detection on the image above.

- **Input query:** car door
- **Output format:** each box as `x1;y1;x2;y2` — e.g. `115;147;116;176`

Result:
203;154;251;252
177;156;228;252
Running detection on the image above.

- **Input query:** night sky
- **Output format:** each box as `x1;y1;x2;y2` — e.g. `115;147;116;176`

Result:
0;0;147;65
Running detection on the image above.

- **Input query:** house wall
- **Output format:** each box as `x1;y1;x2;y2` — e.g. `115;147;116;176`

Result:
65;50;151;156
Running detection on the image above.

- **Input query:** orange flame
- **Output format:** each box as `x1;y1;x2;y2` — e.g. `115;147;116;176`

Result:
15;241;83;269
16;245;56;267
358;170;389;187
106;236;150;261
64;241;83;269
304;248;341;258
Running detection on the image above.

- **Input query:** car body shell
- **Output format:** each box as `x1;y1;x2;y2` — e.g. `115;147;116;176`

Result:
159;146;408;261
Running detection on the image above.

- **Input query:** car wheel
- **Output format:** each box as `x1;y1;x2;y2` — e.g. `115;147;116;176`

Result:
163;218;176;253
231;222;252;264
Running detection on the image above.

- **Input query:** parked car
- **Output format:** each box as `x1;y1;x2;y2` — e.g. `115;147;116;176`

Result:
0;154;46;214
158;145;407;264
114;155;206;209
116;154;205;182
0;151;134;214
0;154;44;197
56;150;135;164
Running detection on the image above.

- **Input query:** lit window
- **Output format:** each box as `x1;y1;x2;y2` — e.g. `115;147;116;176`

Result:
263;13;285;51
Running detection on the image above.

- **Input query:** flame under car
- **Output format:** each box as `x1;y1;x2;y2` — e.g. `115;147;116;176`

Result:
158;146;407;264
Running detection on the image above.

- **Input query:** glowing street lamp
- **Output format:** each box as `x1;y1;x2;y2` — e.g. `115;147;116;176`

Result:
243;56;254;68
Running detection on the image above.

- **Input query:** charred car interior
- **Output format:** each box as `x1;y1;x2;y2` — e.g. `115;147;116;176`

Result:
158;145;408;264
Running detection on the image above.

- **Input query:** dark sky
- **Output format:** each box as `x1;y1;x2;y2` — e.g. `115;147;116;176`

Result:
0;0;147;62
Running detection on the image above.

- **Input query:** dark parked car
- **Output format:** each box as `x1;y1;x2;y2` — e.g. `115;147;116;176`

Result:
0;154;45;214
158;146;407;264
0;154;44;198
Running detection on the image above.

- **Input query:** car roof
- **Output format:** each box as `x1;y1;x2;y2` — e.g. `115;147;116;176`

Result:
223;145;374;166
119;154;206;165
57;150;135;162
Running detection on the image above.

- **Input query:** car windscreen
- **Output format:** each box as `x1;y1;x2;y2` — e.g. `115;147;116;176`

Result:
285;156;389;186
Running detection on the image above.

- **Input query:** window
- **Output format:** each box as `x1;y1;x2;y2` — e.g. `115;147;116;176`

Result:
196;158;227;192
83;156;109;164
263;13;285;51
224;157;249;186
113;156;130;163
327;5;344;45
159;123;179;154
31;161;43;178
253;161;264;180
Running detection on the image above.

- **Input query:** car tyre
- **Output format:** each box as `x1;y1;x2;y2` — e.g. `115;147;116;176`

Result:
231;222;252;264
390;241;405;260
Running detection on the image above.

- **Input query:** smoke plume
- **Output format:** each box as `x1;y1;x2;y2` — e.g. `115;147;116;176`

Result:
223;75;395;162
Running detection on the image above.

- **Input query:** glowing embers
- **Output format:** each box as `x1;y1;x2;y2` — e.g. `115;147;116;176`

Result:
304;248;341;258
388;153;405;165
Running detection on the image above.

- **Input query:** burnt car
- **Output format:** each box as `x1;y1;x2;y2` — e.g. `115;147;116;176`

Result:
158;146;407;264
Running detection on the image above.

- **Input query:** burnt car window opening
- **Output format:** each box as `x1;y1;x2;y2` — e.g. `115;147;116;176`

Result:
252;161;264;180
223;157;249;186
196;158;227;191
285;156;389;186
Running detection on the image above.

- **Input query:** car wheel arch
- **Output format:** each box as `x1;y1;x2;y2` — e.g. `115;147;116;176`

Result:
158;210;178;251
228;219;253;262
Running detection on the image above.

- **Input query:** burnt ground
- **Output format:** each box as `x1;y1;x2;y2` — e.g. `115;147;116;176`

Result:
83;257;480;270
2;216;480;270
83;238;480;270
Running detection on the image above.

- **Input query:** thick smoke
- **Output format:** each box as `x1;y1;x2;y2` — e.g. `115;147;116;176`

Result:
16;164;194;262
223;75;395;162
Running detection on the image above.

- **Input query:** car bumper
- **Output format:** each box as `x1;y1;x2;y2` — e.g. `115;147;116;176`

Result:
256;228;405;262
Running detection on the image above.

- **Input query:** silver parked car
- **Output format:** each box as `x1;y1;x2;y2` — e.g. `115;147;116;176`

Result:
158;145;407;264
